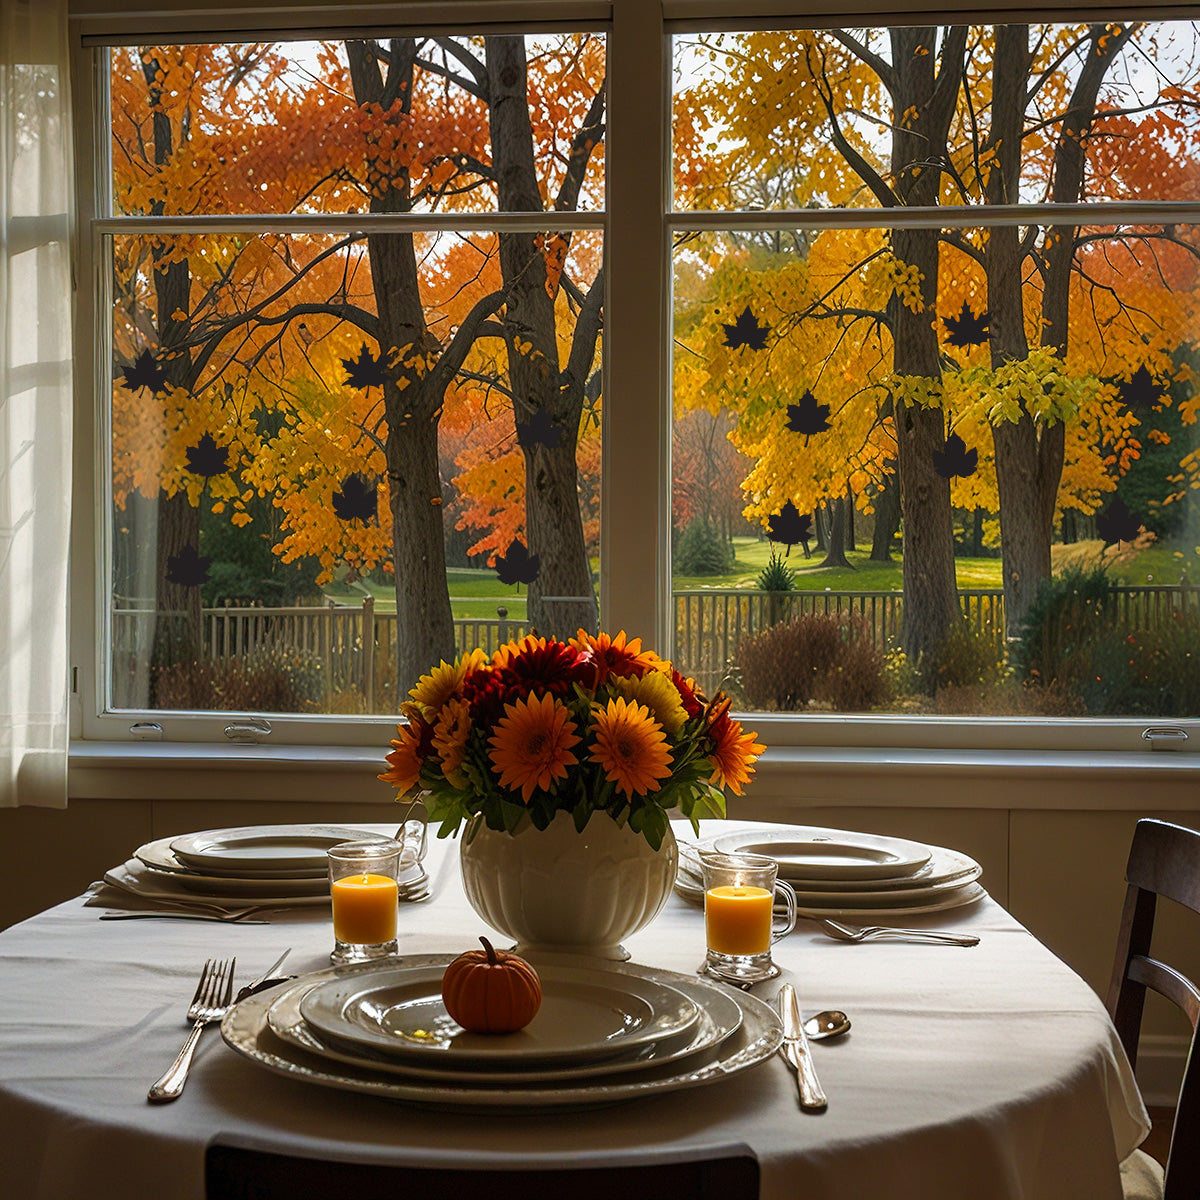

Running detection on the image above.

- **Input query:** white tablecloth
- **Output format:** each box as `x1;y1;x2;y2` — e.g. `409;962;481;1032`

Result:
0;821;1150;1200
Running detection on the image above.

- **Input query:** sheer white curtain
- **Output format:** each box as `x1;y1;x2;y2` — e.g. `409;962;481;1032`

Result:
0;0;73;806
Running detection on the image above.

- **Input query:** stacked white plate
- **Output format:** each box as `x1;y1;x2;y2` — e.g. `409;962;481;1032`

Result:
106;824;420;910
676;823;986;919
221;954;783;1111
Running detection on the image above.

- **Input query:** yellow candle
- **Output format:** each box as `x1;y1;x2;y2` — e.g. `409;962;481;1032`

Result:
705;885;773;955
331;873;398;944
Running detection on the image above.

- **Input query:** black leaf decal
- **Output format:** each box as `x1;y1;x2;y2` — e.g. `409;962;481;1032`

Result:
332;475;378;523
495;539;540;586
721;306;770;351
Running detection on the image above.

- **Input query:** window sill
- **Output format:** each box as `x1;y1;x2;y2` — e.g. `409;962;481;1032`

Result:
67;740;1200;810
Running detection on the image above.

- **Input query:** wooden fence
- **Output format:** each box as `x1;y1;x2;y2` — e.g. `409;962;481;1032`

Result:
112;583;1200;710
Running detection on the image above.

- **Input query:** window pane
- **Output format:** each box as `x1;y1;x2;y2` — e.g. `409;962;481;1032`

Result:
109;227;603;714
671;221;1200;719
672;23;1200;212
110;34;606;216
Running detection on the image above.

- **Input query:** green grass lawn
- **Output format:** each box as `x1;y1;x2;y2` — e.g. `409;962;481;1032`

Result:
323;536;1194;616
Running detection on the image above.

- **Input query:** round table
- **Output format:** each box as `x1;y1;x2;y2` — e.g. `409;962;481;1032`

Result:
0;820;1150;1200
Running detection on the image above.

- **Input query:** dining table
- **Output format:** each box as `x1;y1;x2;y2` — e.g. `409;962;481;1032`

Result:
0;819;1151;1200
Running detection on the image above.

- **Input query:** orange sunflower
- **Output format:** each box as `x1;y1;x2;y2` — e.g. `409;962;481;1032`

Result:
707;707;766;795
379;721;426;794
589;696;673;798
488;691;582;802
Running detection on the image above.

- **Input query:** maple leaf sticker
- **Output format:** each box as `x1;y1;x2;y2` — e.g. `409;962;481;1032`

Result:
786;390;832;442
932;432;979;480
767;501;813;558
166;543;210;588
1097;495;1142;548
721;306;770;351
341;343;388;391
332;474;378;523
185;432;231;477
1115;364;1166;411
120;350;168;395
516;408;562;450
943;303;990;348
495;539;540;587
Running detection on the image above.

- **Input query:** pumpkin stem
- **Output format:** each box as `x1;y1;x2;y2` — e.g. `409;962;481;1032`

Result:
479;935;498;965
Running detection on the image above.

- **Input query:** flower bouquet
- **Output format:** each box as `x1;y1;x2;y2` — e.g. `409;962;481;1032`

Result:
380;630;764;850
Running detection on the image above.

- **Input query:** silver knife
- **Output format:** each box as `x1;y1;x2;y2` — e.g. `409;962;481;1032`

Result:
778;983;827;1111
235;948;294;1002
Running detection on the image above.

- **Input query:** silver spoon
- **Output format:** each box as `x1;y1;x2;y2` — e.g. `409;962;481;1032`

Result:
804;1010;851;1040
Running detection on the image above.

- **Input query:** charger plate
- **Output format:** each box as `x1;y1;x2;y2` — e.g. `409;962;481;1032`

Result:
298;960;701;1066
223;959;782;1112
105;860;331;908
267;966;743;1084
675;870;987;919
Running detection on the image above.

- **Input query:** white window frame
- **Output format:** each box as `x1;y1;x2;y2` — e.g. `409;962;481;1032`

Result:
66;0;1200;806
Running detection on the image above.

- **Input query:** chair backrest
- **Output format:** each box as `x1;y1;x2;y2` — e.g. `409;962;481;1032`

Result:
1107;818;1200;1200
206;1145;759;1200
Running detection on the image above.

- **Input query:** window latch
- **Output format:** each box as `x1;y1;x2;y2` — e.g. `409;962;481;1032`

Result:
129;722;163;741
1141;727;1189;751
224;719;272;744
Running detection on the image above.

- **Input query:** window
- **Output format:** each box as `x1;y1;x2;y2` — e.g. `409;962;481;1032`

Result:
70;4;1200;768
669;21;1200;746
89;30;605;739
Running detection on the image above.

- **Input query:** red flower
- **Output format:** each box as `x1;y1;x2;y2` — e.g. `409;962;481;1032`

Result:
671;669;705;719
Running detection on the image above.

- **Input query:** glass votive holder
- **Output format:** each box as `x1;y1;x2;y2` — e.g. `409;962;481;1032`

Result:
328;838;402;965
700;850;797;984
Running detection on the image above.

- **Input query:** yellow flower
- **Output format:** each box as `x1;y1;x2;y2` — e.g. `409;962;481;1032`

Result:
407;648;485;719
589;697;673;798
616;667;687;734
432;697;472;789
488;691;582;803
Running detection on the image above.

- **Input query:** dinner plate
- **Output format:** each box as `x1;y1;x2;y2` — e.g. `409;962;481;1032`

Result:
298;961;702;1066
169;824;381;874
709;825;933;880
674;872;987;919
267;963;743;1084
105;859;332;908
222;960;782;1111
135;836;329;881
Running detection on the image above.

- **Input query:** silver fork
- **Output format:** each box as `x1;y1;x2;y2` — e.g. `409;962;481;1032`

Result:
814;917;979;946
147;957;236;1103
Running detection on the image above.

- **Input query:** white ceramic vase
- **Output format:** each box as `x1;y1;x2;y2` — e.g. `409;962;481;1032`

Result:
458;809;679;960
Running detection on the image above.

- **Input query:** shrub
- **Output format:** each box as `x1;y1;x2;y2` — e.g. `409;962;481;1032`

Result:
1078;612;1200;717
739;613;890;712
153;646;325;712
918;620;1007;693
756;550;796;593
1011;564;1115;686
673;519;735;576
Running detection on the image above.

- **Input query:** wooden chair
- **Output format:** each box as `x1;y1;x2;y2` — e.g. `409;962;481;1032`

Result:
206;1144;759;1200
1107;818;1200;1200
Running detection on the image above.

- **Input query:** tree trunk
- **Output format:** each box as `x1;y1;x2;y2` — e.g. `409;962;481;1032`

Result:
818;495;853;568
870;474;901;561
486;36;599;639
348;39;456;692
984;26;1045;637
888;27;965;661
143;52;201;700
845;486;856;551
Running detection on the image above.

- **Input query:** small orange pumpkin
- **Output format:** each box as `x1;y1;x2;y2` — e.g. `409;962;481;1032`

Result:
441;936;543;1034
